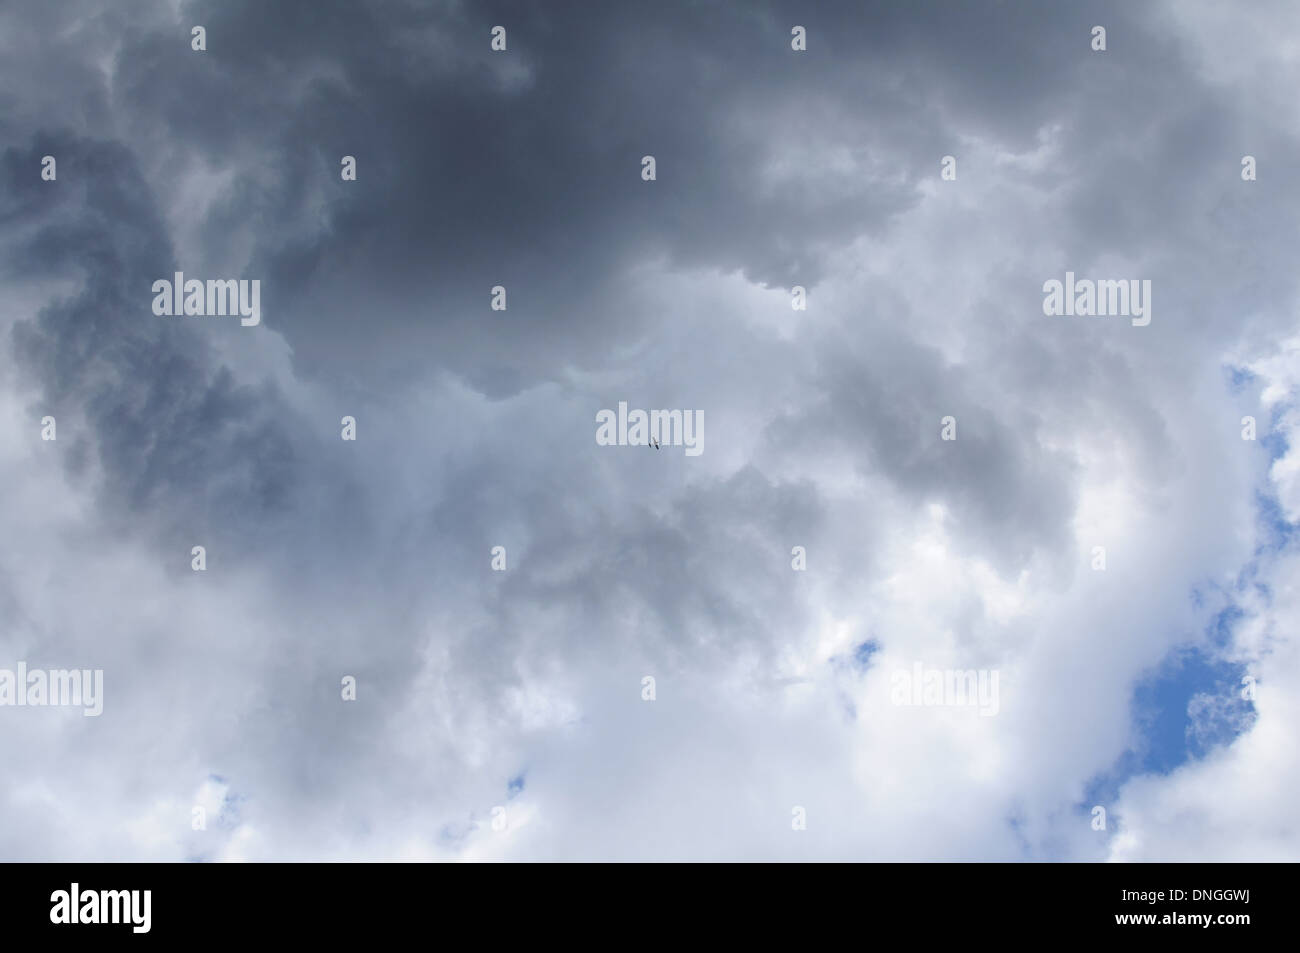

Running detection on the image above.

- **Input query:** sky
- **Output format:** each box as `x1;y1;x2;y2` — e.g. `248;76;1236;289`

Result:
0;0;1297;861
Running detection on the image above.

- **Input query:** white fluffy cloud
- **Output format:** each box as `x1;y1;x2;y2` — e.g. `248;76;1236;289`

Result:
0;0;1296;862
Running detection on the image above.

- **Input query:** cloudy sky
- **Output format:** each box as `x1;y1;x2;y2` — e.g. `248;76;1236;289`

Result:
1;0;1297;861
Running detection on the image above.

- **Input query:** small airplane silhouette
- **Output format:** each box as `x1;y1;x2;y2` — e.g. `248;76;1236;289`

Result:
650;436;660;450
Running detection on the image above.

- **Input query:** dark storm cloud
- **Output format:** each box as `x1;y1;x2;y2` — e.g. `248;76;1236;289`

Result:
26;0;1163;393
2;0;1149;569
1;133;308;545
0;0;1244;626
